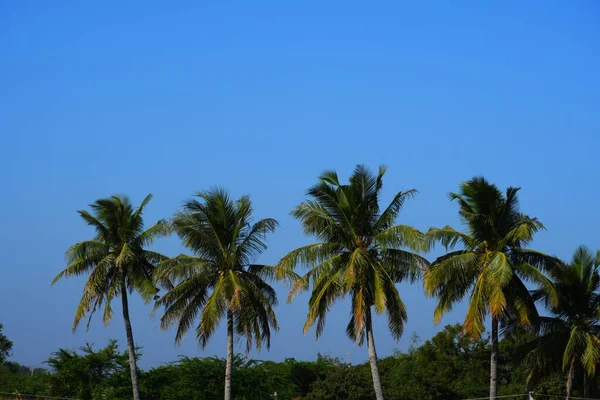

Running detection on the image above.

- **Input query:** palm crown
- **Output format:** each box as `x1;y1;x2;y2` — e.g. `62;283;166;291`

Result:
424;177;559;338
155;188;279;352
278;165;429;343
53;194;169;329
527;246;600;382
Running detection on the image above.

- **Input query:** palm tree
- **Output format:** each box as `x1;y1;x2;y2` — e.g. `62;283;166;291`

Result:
524;246;600;399
154;189;280;400
277;165;429;400
53;194;169;400
424;177;559;400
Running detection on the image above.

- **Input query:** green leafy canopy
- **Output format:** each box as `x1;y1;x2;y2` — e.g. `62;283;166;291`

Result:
155;188;281;352
278;165;429;344
53;194;170;330
424;177;560;338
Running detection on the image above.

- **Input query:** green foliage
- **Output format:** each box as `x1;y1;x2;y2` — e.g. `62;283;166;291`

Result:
305;362;373;400
140;354;333;400
520;245;600;394
155;188;279;351
11;178;600;399
140;356;226;400
44;340;132;400
0;325;13;364
2;326;599;399
425;177;559;337
52;194;169;399
278;165;428;343
53;194;169;329
381;325;489;400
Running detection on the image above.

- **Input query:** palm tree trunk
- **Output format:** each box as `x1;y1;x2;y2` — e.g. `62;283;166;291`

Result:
566;359;575;400
224;310;234;400
121;285;141;400
489;317;499;400
366;309;385;400
583;371;588;398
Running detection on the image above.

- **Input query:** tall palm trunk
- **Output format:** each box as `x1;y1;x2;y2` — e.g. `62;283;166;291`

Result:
489;317;499;400
366;310;384;400
566;359;575;400
583;371;588;398
224;310;234;400
121;285;141;400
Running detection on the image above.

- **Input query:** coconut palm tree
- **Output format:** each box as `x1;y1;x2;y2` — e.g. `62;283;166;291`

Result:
424;177;559;400
53;194;169;400
277;165;429;400
154;189;280;400
524;246;600;399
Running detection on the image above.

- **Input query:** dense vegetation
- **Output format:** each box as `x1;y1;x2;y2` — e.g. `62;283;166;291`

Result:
3;165;599;399
1;324;598;400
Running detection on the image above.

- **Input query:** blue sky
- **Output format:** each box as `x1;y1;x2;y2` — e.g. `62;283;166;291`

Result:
1;1;599;368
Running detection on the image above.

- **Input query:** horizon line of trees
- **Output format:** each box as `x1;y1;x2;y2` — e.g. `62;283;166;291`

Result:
38;165;600;399
2;323;598;399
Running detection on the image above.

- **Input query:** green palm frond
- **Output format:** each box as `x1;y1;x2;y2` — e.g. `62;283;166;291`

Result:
563;327;585;370
486;252;512;318
511;249;564;275
515;261;559;308
139;220;172;246
582;333;600;375
287;254;344;303
382;272;407;340
425;251;478;322
72;254;115;329
376;224;429;252
197;278;228;348
380;248;429;283
115;243;135;267
277;243;341;273
501;276;539;332
374;189;417;232
463;272;488;338
154;255;211;286
426;226;474;250
500;216;545;248
236;218;278;265
247;264;301;285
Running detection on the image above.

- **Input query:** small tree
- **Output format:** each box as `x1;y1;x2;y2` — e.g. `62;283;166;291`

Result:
0;324;13;364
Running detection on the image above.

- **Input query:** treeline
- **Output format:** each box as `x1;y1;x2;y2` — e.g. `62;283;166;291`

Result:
1;324;597;400
11;165;600;399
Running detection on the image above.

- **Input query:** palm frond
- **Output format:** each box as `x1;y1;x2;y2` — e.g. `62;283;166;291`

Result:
277;243;341;273
247;264;301;284
380;249;429;283
374;190;417;232
500;216;545;248
236;218;279;265
376;224;428;252
426;226;474;250
582;333;600;375
139;219;172;246
463;272;488;338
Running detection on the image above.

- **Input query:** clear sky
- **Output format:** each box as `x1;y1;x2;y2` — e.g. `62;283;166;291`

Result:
1;1;599;369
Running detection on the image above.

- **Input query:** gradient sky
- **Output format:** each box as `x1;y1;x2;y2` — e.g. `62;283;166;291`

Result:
1;1;599;369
